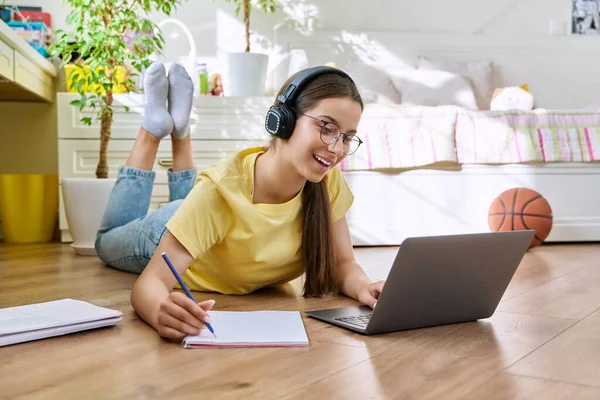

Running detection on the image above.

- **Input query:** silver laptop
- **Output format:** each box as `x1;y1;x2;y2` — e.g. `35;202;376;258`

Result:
306;230;535;335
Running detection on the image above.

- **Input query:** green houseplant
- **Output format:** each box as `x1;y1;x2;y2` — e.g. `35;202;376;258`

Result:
50;0;183;179
217;0;277;96
48;0;184;255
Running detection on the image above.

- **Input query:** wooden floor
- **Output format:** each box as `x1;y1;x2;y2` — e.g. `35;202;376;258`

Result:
1;242;600;399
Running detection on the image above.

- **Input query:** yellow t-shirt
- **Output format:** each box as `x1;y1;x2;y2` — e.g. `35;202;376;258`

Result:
165;146;354;295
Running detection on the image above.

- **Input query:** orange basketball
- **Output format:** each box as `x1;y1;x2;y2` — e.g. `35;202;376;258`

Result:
488;188;553;249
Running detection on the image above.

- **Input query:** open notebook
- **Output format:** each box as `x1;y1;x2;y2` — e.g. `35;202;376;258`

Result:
182;310;309;348
0;298;123;347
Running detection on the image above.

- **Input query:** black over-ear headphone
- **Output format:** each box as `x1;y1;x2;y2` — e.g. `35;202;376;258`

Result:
265;66;355;139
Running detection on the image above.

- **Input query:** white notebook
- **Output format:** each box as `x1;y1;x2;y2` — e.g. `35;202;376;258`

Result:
0;298;123;347
182;310;309;348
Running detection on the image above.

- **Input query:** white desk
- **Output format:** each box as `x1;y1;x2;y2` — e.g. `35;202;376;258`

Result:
0;20;57;102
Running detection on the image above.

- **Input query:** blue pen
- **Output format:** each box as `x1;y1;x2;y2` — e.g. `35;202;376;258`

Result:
161;251;216;337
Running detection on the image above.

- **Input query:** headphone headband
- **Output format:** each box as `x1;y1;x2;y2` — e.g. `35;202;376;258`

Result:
265;66;355;139
276;66;355;107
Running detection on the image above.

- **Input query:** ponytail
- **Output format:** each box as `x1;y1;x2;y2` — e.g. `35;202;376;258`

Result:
271;69;362;297
301;180;338;297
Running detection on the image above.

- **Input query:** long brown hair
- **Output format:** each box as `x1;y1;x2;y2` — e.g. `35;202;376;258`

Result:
271;70;363;297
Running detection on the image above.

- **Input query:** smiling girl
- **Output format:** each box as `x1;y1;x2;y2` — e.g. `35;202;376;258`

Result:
94;63;384;339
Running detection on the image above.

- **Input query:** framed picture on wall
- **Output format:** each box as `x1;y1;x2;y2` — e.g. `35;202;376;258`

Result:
571;0;600;35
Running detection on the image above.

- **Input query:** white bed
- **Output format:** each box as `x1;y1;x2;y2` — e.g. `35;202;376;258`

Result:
271;29;600;245
344;163;600;246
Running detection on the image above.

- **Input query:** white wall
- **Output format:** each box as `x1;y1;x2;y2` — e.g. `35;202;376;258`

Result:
31;0;574;36
282;0;571;35
33;0;575;73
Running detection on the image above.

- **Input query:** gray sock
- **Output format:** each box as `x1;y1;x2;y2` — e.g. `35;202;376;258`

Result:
142;63;173;139
167;64;194;138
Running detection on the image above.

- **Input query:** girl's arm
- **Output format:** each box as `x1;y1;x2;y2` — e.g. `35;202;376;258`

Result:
130;230;214;339
333;216;385;308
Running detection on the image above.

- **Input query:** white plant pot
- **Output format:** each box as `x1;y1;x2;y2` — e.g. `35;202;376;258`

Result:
227;52;269;96
61;178;116;256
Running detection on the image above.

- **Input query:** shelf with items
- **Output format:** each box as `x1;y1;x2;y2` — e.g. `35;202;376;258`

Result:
0;20;57;102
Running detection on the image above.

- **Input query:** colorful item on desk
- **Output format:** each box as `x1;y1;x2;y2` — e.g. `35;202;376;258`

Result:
6;20;49;57
0;10;10;23
0;5;42;11
161;252;216;337
197;63;208;95
210;73;224;96
14;10;51;28
0;5;42;23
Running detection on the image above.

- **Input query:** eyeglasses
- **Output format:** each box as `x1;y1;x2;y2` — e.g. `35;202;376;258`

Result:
301;113;363;155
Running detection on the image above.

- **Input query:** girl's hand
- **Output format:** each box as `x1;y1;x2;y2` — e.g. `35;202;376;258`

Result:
357;280;385;309
157;292;215;339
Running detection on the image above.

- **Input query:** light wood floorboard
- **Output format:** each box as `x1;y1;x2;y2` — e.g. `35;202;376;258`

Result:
1;242;599;399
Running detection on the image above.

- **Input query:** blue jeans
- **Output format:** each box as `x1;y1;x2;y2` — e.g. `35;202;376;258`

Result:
95;165;197;274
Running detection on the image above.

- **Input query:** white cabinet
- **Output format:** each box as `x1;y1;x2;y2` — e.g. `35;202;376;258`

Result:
57;92;274;242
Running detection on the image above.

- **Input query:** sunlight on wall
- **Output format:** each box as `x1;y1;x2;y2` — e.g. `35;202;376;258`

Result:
333;31;413;72
276;0;320;35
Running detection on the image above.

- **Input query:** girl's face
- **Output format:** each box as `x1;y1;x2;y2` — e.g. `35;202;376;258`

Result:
282;97;362;183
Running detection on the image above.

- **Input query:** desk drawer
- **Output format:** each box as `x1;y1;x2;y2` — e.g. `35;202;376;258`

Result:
14;52;53;101
0;38;14;81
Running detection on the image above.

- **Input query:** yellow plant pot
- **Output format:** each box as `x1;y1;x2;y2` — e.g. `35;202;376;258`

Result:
64;65;129;94
0;174;58;243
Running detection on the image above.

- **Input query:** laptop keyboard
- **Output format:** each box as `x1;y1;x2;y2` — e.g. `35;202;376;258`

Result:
333;313;372;328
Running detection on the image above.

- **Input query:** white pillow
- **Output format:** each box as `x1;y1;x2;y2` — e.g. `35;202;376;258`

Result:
341;59;403;105
391;69;479;110
417;56;493;110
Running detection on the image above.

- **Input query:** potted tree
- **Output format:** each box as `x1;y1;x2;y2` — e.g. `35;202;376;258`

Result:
49;0;183;255
220;0;277;96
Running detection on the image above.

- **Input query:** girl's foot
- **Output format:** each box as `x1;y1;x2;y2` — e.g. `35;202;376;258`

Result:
167;64;194;138
142;63;173;140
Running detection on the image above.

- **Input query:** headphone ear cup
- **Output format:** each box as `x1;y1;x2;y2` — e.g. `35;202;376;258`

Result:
279;106;296;139
265;106;284;137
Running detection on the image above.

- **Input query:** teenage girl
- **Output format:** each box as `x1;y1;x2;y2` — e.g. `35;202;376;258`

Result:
95;63;385;339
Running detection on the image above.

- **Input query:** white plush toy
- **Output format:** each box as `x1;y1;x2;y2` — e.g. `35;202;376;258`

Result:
490;84;535;111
